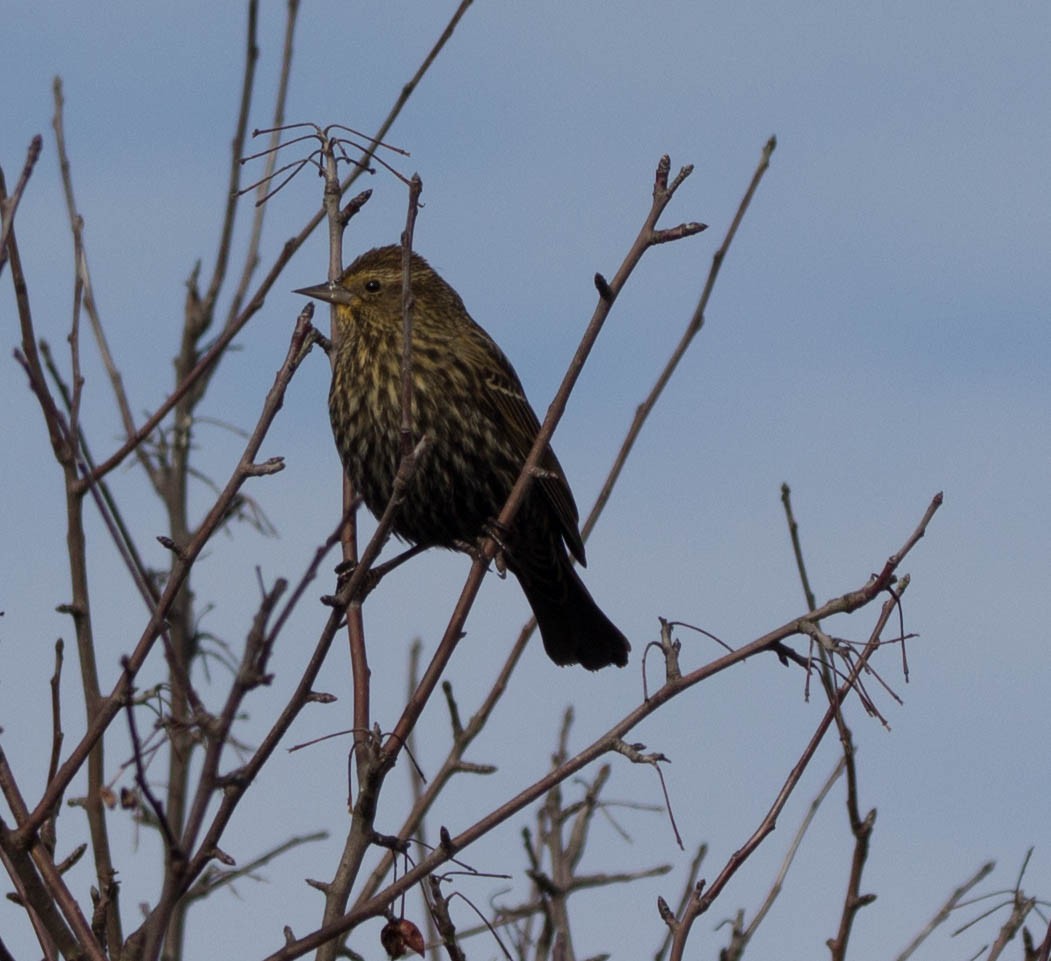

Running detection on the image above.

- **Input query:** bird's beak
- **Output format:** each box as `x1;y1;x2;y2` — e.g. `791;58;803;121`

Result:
294;282;354;306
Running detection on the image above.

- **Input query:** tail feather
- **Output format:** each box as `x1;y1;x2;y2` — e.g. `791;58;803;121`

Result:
513;554;630;670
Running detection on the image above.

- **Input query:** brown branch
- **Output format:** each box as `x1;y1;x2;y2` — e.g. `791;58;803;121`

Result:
120;661;181;859
582;137;773;543
474;753;671;957
133;505;350;918
119;313;318;959
381;153;706;771
892;861;994;961
1033;917;1051;961
7;96;127;952
780;482;818;612
16;309;321;844
309;127;373;795
41;639;66;854
227;0;300;324
38;341;160;620
0;134;43;275
309;157;428;961
119;426;429;953
0;747;104;960
174;575;289;862
408;644;442;961
7;236;74;471
609;741;682;850
199;0;261;330
52;78;155;488
426;878;469;961
400;174;423;457
183;831;328;904
256;493;936;960
152;16;274;943
340;0;475;199
732;757;845;958
357;146;772;913
85;0;469;489
353;623;533;909
778;480;877;959
666;590;906;961
0;819;66;961
826;702;875;959
535;712;578;961
986;891;1037;961
653;845;707;961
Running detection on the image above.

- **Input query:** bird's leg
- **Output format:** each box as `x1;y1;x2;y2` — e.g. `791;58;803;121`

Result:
454;520;513;578
330;543;429;602
484;520;512;576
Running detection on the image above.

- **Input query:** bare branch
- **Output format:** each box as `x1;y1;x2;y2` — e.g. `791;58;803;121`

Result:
0;134;43;275
17;308;322;843
581;138;773;544
892;861;995;961
382;152;710;772
258;491;934;960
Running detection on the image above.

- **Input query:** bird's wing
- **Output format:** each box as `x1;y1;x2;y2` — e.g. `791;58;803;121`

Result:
465;328;587;565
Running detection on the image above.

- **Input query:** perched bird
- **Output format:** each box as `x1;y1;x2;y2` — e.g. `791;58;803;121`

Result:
297;245;629;670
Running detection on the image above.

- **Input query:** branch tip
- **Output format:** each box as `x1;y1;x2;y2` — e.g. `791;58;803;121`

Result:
156;535;185;559
245;456;285;477
654;154;672;194
668;163;694;193
339;188;373;225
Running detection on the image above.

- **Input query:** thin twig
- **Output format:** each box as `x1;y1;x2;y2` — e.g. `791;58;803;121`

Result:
780;482;817;612
18;310;321;843
0;134;44;275
892;861;995;961
257;493;937;960
382;154;705;770
666;590;906;960
582;138;773;543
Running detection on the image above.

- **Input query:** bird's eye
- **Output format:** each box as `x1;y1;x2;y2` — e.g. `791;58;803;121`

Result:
364;279;381;293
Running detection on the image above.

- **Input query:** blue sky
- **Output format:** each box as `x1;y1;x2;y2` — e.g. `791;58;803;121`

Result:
3;2;1050;958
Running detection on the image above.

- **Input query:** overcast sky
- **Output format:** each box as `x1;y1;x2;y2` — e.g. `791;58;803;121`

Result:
3;2;1050;959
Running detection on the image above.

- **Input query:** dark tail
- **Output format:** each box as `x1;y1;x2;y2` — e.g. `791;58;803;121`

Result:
512;552;630;670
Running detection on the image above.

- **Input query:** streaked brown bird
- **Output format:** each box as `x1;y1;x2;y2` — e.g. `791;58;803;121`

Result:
297;244;629;670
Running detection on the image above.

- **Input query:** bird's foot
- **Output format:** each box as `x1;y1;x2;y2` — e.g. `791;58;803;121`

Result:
321;559;381;606
454;522;512;578
483;519;513;576
323;543;429;606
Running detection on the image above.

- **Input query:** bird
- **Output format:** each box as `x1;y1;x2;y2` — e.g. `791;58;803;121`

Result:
296;244;630;670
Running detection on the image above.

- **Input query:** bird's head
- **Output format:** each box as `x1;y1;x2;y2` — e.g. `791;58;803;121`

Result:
295;245;466;332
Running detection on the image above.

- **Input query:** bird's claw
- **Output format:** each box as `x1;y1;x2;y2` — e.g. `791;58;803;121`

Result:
484;520;513;576
454;524;511;578
321;558;381;604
